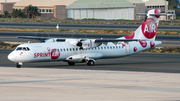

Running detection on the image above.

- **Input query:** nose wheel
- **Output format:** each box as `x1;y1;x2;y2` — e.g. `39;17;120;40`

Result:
15;62;22;68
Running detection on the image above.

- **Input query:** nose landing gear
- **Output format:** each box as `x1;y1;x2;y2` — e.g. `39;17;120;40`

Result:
15;62;23;68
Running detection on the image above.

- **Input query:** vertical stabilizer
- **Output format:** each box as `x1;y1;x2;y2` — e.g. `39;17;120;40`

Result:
120;9;161;41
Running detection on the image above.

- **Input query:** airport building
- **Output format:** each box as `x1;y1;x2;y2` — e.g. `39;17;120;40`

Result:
13;0;77;19
145;0;168;12
0;0;176;20
66;0;146;20
0;0;20;13
144;0;175;20
126;0;146;20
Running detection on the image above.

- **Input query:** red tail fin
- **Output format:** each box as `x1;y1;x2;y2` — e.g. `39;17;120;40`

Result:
121;9;161;41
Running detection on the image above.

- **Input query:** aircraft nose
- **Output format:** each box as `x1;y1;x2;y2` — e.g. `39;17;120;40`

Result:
8;52;15;62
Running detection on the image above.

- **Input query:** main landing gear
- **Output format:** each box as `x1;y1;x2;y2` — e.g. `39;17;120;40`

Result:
15;62;22;68
67;57;95;66
87;60;95;66
85;56;95;66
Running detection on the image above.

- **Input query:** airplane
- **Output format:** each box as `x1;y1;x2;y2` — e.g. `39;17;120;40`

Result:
8;9;164;68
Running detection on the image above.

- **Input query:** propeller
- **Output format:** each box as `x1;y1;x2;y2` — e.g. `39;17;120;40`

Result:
34;32;50;43
76;39;87;49
71;33;88;49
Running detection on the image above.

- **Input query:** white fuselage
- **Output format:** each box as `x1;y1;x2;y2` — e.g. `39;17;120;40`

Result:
8;40;162;64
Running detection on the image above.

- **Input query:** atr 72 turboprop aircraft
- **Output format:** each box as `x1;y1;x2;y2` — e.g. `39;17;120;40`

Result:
8;9;164;68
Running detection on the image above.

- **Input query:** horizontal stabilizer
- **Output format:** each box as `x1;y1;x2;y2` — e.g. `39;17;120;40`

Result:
136;13;147;16
136;13;169;16
150;14;169;16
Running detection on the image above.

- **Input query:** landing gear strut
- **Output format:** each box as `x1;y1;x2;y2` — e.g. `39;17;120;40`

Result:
15;62;22;68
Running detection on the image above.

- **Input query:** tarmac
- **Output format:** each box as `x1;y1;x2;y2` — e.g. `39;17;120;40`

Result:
0;67;180;101
0;49;180;101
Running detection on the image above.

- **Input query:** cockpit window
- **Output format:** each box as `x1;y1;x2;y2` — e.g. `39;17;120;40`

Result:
27;47;30;51
16;47;22;51
16;47;30;51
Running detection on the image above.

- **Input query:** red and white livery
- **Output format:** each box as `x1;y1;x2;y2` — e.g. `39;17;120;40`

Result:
8;9;163;68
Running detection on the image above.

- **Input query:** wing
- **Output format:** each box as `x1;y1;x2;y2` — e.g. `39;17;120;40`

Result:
94;39;139;42
93;39;139;46
17;36;66;42
17;36;50;40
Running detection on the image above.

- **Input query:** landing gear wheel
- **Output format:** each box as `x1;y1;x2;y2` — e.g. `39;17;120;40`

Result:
68;62;75;66
15;62;22;68
87;60;94;66
16;64;21;68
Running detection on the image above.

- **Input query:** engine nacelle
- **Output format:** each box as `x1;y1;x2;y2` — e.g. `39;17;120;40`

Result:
70;39;101;49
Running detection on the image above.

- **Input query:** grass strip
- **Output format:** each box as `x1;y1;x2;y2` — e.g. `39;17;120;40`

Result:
0;18;179;26
142;47;180;53
0;28;180;35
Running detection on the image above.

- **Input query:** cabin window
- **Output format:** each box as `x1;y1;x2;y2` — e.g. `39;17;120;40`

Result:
98;47;100;50
116;46;118;49
64;49;65;51
113;46;115;49
73;48;75;51
101;47;103;50
110;46;112;49
104;47;106;49
67;48;68;51
42;9;45;12
70;48;72;51
76;48;78;51
60;49;62;51
107;47;109;49
51;49;58;52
